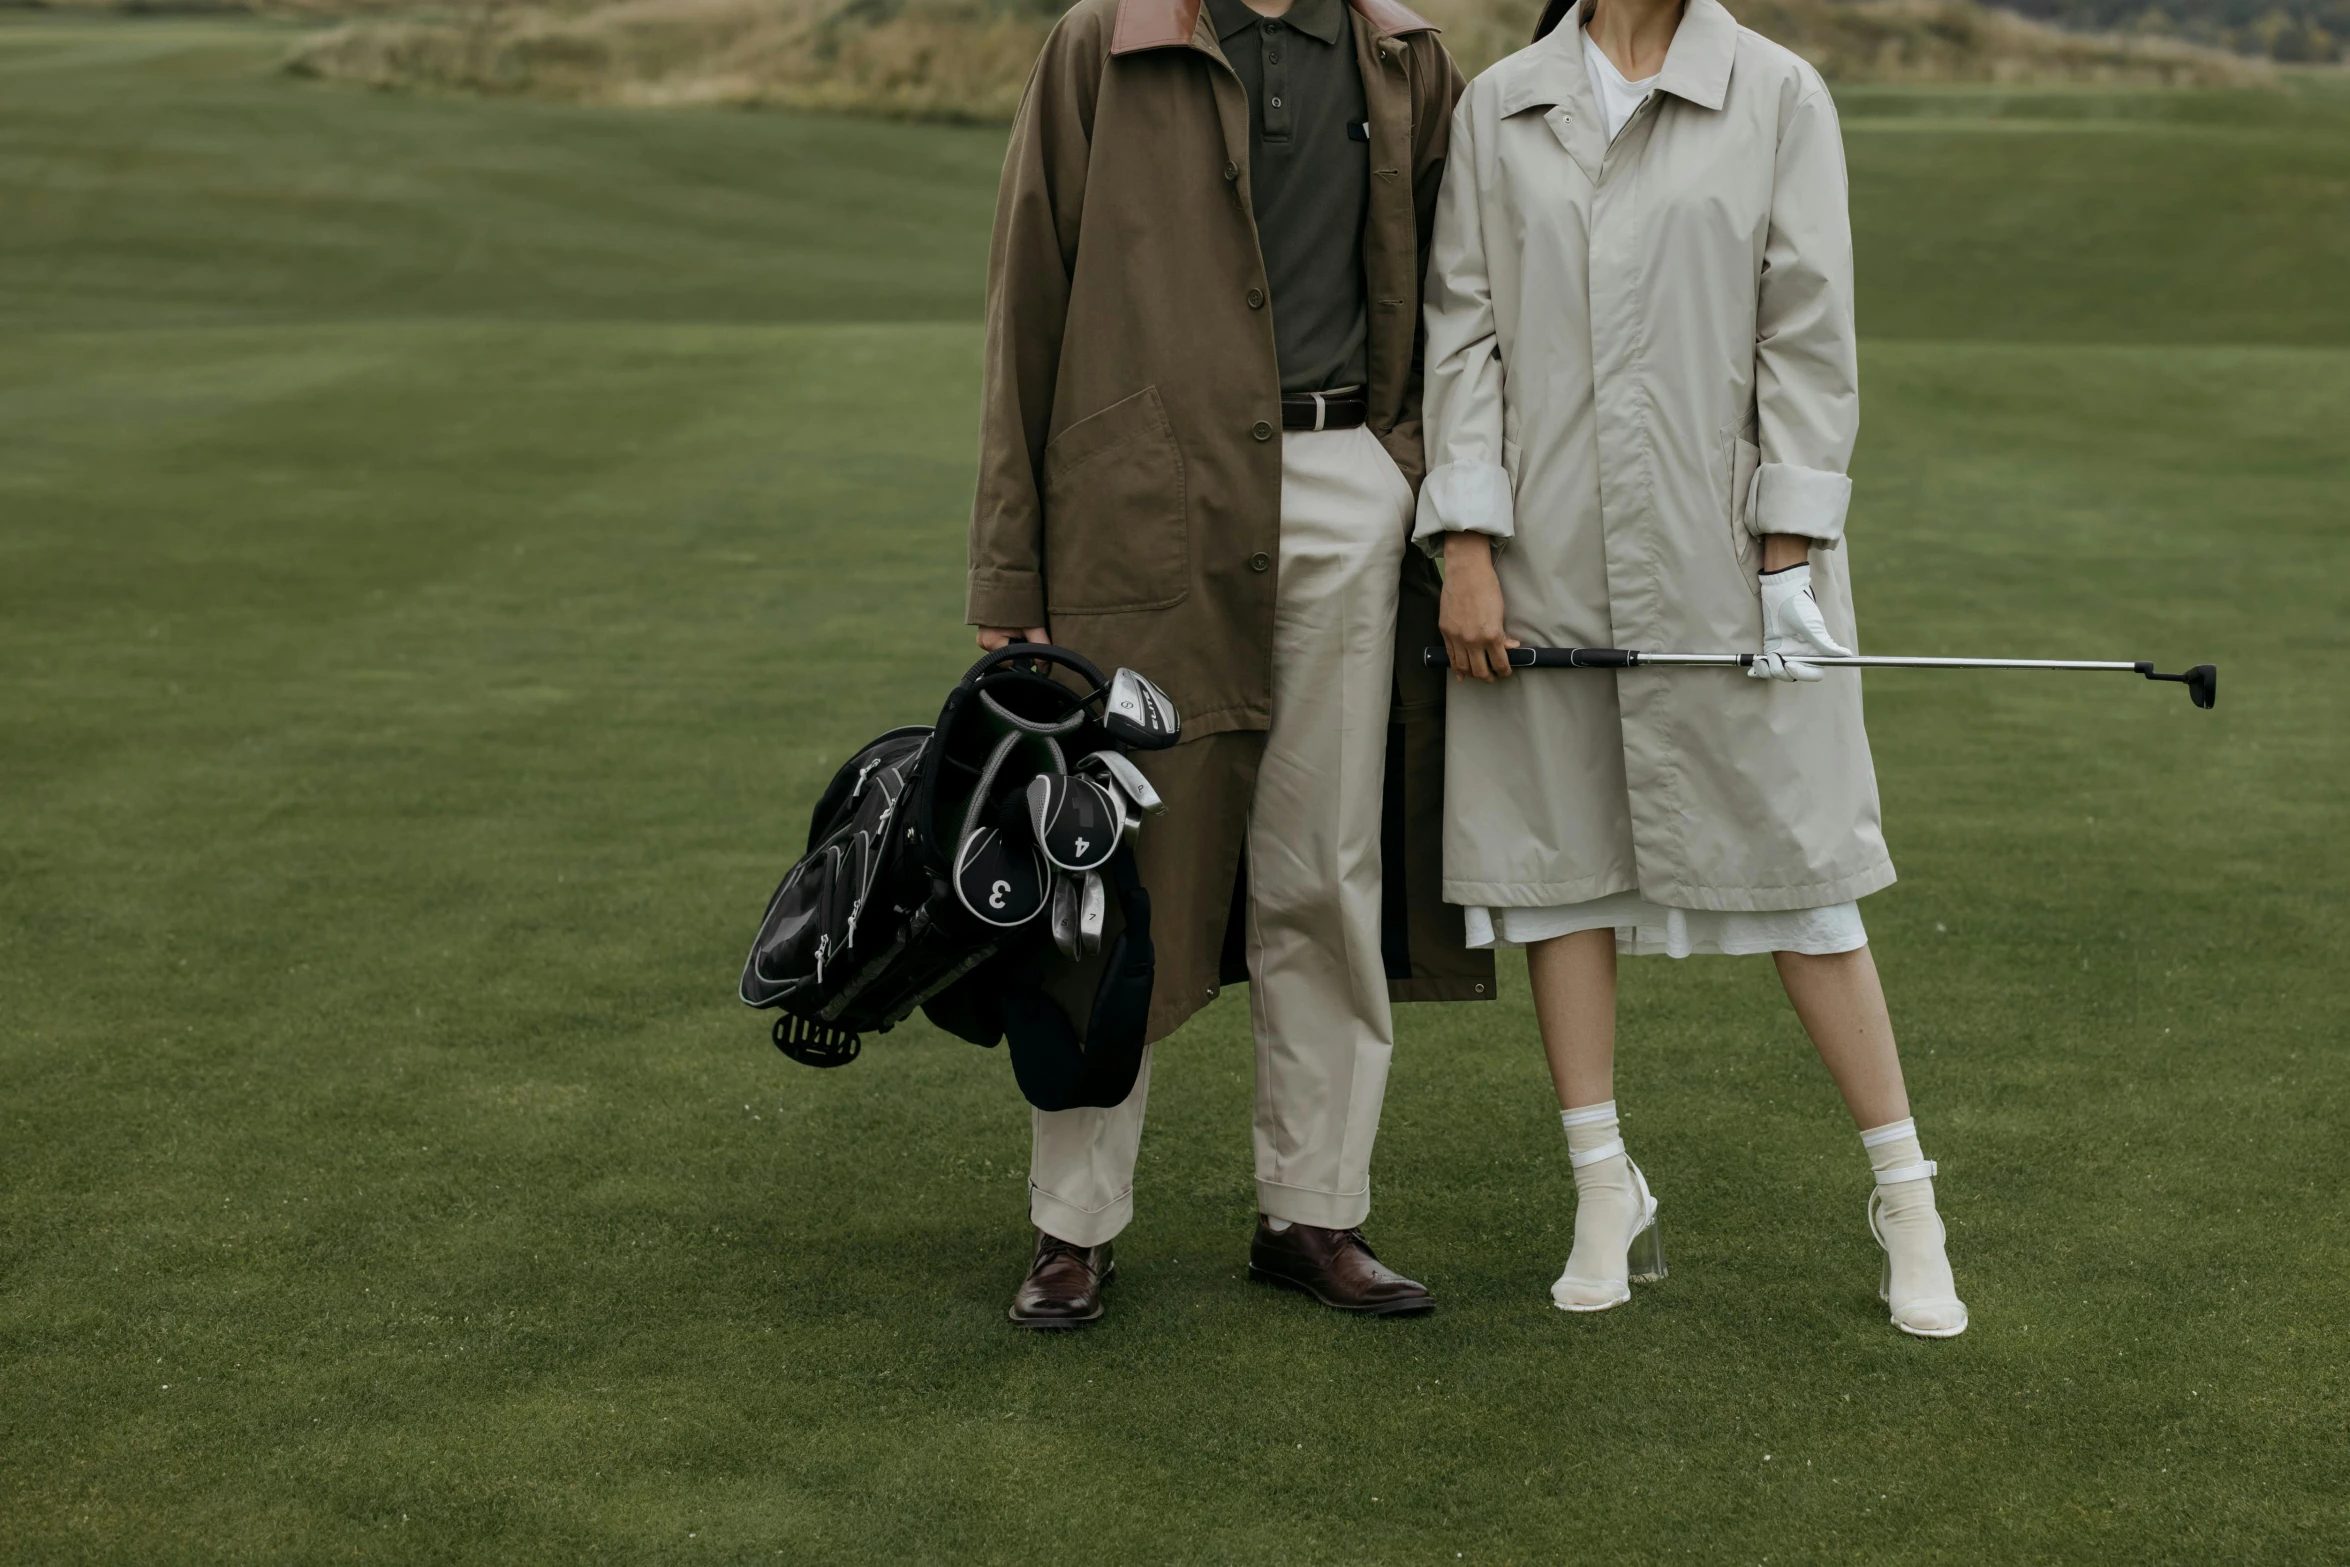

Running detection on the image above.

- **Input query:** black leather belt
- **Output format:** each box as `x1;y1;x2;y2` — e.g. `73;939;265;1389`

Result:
1280;388;1368;431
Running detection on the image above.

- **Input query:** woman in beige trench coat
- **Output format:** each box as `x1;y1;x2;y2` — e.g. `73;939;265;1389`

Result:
1418;0;1966;1335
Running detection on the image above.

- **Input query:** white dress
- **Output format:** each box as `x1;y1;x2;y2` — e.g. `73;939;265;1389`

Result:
1461;25;1869;963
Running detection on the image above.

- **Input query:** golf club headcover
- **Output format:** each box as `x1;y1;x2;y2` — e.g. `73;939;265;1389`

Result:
953;826;1048;928
1026;773;1123;872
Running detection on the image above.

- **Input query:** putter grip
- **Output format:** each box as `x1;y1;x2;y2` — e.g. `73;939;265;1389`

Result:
1421;646;1639;669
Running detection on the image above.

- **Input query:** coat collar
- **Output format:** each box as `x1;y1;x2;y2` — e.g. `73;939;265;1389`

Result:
1493;0;1738;118
1655;0;1737;112
1111;0;1436;56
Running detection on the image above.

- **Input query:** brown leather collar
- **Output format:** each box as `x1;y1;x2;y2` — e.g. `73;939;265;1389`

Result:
1110;0;1436;55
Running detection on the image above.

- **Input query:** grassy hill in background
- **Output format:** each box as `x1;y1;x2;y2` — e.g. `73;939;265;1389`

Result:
270;0;2274;120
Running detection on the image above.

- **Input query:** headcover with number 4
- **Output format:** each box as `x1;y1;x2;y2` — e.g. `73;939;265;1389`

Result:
1025;773;1123;872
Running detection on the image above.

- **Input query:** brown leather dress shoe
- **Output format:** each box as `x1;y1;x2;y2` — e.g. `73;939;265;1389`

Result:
1248;1218;1434;1315
1008;1228;1114;1329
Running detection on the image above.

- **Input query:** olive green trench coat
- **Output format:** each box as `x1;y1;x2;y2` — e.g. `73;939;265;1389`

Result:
1418;0;1897;912
968;0;1494;1042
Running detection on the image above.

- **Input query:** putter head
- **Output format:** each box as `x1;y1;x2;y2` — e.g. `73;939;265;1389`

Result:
1025;773;1123;872
2186;664;2217;710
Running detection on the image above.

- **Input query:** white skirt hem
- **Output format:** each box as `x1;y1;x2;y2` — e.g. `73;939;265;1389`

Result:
1462;890;1866;959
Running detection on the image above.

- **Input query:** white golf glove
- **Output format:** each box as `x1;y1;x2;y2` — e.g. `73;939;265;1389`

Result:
1748;561;1852;683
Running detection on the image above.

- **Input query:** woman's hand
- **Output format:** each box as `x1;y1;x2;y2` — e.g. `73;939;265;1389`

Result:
976;625;1050;652
1438;533;1518;681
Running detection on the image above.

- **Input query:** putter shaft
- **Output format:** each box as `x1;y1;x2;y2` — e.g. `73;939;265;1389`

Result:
1418;647;2217;708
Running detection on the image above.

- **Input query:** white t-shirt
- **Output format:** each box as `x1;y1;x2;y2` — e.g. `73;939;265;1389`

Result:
1582;27;1660;144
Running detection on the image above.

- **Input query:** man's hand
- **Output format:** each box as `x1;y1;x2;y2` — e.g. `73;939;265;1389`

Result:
977;626;1051;653
1438;533;1518;681
1747;555;1850;683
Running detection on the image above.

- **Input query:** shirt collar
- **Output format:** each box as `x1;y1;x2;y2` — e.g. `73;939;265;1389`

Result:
1206;0;1349;45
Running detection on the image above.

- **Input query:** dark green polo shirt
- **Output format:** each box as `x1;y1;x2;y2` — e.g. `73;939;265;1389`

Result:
1205;0;1370;395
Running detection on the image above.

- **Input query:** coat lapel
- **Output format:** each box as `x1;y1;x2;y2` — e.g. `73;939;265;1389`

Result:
1494;17;1605;183
1108;0;1253;210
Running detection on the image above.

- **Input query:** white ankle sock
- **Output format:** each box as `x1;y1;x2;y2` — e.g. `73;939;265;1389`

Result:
1555;1100;1640;1308
1862;1117;1965;1335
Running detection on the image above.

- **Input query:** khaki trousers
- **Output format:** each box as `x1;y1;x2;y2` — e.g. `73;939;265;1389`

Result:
1029;426;1413;1246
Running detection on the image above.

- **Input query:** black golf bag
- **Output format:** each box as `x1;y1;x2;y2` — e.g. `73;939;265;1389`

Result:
738;644;1179;1111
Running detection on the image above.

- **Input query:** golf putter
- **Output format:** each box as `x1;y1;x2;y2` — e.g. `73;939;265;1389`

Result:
1422;646;2218;709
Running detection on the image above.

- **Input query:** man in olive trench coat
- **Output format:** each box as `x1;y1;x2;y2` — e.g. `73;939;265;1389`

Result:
968;0;1492;1326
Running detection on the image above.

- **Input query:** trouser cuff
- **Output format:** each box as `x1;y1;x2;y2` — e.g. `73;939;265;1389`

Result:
1029;1182;1133;1248
1256;1177;1371;1231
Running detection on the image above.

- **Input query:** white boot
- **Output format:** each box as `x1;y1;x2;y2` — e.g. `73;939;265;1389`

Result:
1862;1118;1967;1338
1551;1101;1666;1312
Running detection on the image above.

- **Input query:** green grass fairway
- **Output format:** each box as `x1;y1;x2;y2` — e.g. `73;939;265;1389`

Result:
4;18;2347;1564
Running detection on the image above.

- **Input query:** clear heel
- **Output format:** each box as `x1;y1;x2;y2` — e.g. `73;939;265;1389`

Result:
1626;1217;1666;1284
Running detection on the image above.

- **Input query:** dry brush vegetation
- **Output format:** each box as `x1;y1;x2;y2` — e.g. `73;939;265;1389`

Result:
257;0;2272;120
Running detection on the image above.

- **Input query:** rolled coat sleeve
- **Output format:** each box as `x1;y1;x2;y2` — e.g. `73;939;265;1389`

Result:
966;29;1096;628
1412;99;1514;557
1750;82;1860;548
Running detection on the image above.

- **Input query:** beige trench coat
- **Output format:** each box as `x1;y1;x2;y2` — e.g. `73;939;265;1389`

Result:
1418;0;1895;912
970;0;1494;1041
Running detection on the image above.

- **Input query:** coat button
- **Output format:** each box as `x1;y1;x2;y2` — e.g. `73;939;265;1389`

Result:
1246;287;1265;309
1252;419;1274;441
1223;160;1239;181
1249;552;1271;572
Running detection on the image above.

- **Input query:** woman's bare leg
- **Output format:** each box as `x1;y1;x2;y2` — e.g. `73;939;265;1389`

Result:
1526;928;1660;1308
1773;945;1965;1335
1527;927;1617;1108
1772;945;1910;1129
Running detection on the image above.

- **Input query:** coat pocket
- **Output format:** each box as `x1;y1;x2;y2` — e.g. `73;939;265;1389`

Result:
1725;428;1761;574
1043;386;1189;615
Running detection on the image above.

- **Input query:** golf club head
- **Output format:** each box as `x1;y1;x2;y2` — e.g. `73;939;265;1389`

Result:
1025;773;1123;872
1103;668;1180;751
1079;870;1106;957
1049;871;1083;960
2187;664;2217;710
1081;749;1165;815
953;826;1048;929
